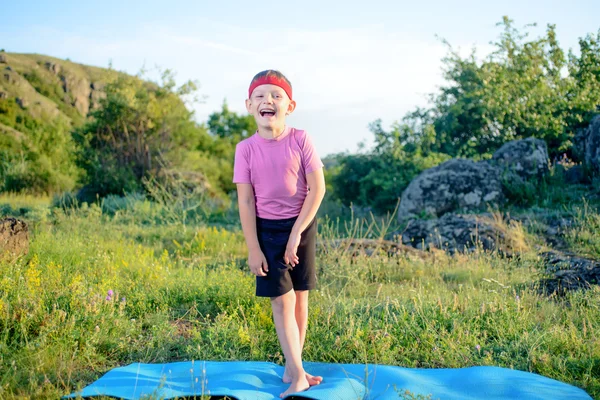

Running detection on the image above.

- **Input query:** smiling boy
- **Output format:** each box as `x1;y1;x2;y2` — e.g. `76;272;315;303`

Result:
233;70;326;397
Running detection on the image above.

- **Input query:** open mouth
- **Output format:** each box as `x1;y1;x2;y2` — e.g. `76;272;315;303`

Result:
259;109;276;117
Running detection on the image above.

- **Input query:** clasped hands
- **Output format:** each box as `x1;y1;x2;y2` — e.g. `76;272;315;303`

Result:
248;232;301;277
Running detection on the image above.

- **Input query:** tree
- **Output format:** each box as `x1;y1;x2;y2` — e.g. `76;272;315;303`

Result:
397;18;600;160
201;102;257;194
73;69;209;198
207;101;256;142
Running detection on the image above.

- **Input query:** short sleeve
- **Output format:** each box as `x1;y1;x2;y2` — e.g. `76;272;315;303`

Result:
232;142;251;184
300;132;324;175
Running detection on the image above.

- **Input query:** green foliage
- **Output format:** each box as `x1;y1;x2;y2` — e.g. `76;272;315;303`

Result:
402;18;600;159
500;172;538;207
0;109;81;194
208;101;256;141
72;69;211;199
565;201;600;259
200;102;257;194
0;98;41;134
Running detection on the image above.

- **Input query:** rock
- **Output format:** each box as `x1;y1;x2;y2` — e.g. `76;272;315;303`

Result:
44;61;61;75
3;71;13;84
15;97;29;109
400;213;516;255
0;91;6;99
0;54;6;63
398;158;504;222
0;217;29;261
90;81;105;90
491;137;550;180
319;238;428;259
574;114;600;173
89;81;106;110
60;73;91;116
538;250;600;294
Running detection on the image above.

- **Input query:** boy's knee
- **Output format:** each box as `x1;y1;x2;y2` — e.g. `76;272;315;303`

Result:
270;291;294;312
271;295;283;309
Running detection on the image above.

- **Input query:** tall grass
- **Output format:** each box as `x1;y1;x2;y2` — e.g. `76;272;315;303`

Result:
0;193;598;399
565;200;600;259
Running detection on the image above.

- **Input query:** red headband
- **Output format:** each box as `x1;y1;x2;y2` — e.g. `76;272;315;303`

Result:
248;75;292;100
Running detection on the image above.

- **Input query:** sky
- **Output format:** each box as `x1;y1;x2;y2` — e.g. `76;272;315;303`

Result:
2;0;599;156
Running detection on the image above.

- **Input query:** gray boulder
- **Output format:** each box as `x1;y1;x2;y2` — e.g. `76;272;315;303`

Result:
400;213;514;254
491;137;549;180
398;158;504;222
574;115;600;173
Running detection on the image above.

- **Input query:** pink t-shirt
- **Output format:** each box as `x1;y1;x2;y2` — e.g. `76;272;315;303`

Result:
233;126;324;220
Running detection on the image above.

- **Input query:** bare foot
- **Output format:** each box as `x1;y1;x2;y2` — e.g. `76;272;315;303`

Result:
306;372;323;385
279;375;310;398
283;368;322;386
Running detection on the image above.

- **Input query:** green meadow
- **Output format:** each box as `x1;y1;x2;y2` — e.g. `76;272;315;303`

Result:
0;189;598;399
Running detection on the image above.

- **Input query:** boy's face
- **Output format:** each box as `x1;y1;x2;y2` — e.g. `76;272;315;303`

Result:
246;84;296;130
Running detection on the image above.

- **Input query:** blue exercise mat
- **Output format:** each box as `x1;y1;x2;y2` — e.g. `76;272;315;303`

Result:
64;360;592;400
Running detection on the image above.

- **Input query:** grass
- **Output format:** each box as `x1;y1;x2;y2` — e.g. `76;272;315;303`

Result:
565;200;600;259
0;192;599;399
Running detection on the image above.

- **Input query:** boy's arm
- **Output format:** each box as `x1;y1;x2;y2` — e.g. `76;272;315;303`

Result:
284;168;326;265
236;183;268;276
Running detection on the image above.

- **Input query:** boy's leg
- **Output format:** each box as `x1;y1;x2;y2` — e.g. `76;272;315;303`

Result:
283;290;323;385
271;290;309;397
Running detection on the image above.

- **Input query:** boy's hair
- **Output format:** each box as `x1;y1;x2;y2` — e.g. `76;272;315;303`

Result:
250;70;292;88
249;70;293;100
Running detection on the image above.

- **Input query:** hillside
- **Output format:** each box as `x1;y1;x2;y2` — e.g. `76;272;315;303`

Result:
0;52;120;134
0;52;223;198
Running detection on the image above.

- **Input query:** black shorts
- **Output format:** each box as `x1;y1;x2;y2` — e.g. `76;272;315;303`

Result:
255;215;317;298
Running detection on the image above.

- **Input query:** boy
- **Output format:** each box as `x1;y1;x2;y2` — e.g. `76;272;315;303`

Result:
233;70;326;397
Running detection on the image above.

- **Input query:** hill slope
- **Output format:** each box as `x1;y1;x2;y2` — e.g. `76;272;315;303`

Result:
0;51;119;130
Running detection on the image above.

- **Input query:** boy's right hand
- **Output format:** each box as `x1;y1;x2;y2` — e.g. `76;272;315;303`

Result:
248;249;268;277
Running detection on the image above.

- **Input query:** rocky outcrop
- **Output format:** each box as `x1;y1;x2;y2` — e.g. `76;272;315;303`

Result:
491;137;549;180
319;238;428;259
44;61;61;75
397;137;552;223
0;217;29;261
15;97;29;109
400;213;519;255
60;73;91;116
574;115;600;173
538;251;600;294
3;68;16;84
89;81;106;110
398;159;504;222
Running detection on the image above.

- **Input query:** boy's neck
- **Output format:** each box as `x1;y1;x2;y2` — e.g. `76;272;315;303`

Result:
257;125;286;140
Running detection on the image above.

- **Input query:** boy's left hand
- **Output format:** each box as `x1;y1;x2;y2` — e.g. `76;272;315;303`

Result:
284;232;301;267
